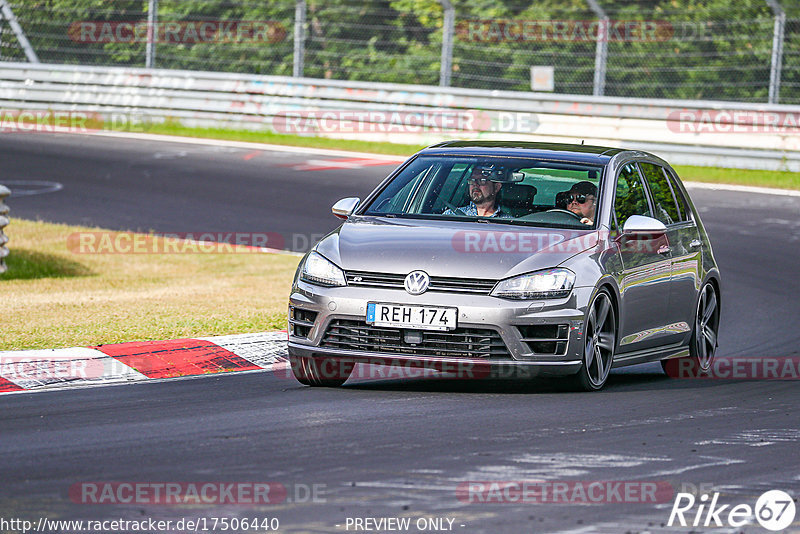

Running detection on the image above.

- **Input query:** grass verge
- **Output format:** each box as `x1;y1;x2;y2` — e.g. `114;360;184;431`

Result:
143;122;426;156
138;123;800;191
672;164;800;191
0;219;299;351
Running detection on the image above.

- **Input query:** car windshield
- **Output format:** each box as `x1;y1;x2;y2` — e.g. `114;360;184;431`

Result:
361;155;604;228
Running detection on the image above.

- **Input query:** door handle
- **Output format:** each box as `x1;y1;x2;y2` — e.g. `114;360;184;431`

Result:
690;239;702;249
657;245;671;255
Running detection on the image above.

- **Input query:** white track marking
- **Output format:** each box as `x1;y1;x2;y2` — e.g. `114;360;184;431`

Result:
0;347;146;389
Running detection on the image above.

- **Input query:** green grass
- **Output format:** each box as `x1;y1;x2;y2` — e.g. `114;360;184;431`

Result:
673;165;800;191
143;122;426;156
0;219;299;350
134;122;800;191
2;249;94;280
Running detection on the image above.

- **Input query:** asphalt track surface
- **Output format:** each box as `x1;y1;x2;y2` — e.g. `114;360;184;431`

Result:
2;134;799;533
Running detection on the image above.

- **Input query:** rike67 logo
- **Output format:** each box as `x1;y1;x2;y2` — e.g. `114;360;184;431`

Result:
668;490;796;531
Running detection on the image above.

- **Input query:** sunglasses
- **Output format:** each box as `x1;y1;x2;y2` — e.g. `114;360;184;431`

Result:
568;194;593;204
467;178;492;186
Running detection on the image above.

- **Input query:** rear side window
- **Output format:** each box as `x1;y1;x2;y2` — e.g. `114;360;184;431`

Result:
614;163;651;228
639;163;680;225
665;170;693;222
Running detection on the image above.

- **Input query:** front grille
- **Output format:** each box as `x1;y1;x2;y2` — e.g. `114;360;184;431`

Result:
289;306;318;339
322;319;510;359
346;270;496;294
517;324;569;355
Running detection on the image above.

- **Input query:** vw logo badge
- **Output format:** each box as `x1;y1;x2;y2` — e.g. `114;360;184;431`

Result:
404;270;430;295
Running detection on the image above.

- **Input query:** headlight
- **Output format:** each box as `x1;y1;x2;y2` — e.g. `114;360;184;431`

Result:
299;251;346;287
491;268;575;300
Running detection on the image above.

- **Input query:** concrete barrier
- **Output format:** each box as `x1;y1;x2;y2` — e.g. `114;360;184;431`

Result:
2;62;799;170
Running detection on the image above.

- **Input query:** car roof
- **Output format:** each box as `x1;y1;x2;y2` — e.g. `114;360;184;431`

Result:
417;140;627;165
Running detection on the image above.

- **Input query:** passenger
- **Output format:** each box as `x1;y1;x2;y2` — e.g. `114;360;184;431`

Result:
566;181;598;225
443;165;511;218
554;190;570;210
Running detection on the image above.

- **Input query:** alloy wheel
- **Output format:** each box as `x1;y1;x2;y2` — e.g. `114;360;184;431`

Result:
694;283;719;372
581;290;617;390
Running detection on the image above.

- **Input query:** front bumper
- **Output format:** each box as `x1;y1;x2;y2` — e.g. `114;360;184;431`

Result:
288;279;596;377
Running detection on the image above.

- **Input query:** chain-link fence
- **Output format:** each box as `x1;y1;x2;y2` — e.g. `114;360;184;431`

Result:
2;0;800;104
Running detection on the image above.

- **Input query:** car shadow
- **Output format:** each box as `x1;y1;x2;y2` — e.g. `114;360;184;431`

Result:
341;364;734;394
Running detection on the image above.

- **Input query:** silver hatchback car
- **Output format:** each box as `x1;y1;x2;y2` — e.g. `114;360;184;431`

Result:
288;141;721;390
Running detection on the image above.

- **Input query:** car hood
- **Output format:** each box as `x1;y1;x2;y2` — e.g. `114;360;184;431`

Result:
315;216;599;280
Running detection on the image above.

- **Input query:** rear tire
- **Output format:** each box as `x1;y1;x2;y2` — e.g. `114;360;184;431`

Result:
571;289;616;391
662;282;719;378
290;355;354;387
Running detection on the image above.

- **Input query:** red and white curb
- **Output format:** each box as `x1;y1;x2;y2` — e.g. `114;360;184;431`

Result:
0;332;289;395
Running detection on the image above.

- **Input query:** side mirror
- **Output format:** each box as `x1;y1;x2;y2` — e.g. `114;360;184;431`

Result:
332;197;360;220
621;215;667;238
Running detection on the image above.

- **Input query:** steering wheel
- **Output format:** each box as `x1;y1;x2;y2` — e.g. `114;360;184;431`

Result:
546;208;583;220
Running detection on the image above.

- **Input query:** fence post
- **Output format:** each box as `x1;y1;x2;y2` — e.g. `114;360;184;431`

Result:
0;0;39;63
0;185;10;274
146;0;158;68
439;0;454;87
766;0;785;104
293;0;306;78
586;0;608;97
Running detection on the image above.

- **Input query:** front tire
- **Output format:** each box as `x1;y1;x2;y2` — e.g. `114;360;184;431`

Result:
572;289;617;391
290;355;354;387
662;282;719;377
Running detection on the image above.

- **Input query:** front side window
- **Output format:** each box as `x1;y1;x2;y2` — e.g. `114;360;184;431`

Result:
639;162;681;225
613;163;651;229
362;156;605;228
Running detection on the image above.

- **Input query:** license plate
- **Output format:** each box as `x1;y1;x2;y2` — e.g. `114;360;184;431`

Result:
366;302;457;331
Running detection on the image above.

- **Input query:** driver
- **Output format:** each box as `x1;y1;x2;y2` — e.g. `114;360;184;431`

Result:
566;181;598;225
443;164;511;218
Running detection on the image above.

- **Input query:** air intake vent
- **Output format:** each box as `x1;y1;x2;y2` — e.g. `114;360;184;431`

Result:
322;320;509;359
517;324;569;355
289;306;318;339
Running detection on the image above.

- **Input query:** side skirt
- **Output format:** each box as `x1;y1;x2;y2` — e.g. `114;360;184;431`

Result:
611;342;690;369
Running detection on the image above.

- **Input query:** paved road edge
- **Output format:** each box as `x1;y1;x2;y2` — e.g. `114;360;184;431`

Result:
85;131;800;198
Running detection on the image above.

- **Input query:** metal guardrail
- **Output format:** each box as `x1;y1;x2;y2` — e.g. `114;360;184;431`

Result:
1;62;800;171
0;184;9;274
